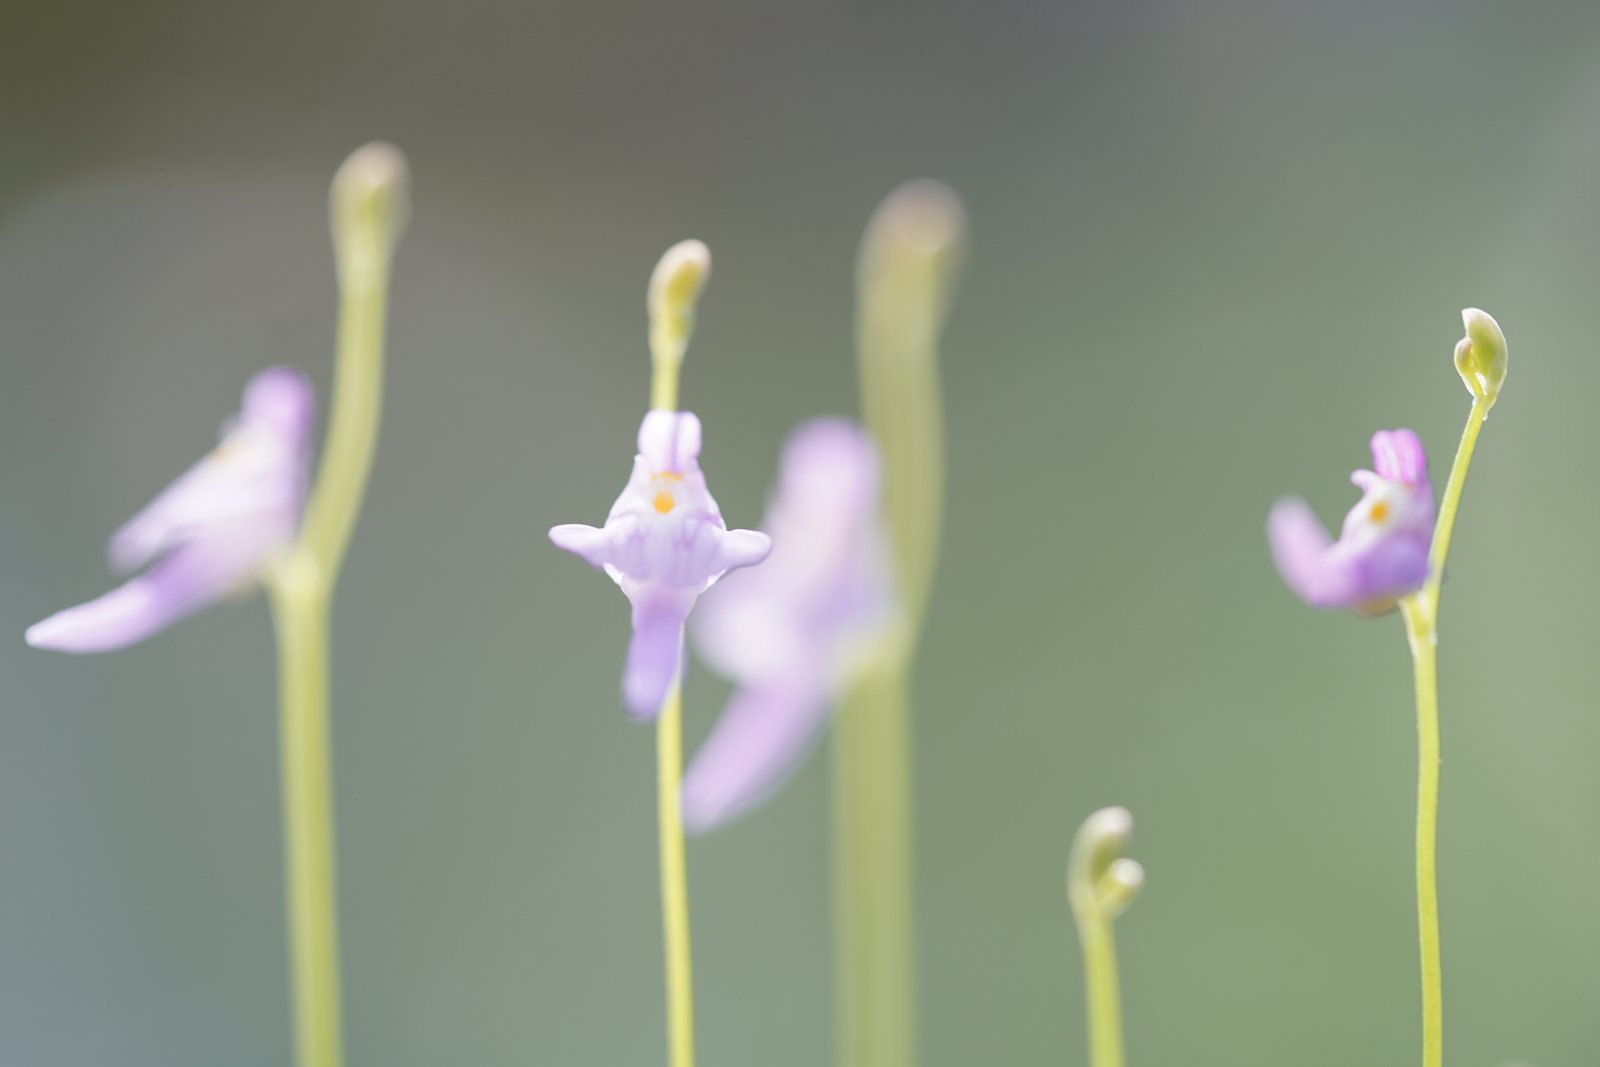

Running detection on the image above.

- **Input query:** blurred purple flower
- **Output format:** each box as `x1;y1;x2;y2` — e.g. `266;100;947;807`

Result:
27;367;314;653
1268;428;1435;614
551;410;771;718
684;418;895;831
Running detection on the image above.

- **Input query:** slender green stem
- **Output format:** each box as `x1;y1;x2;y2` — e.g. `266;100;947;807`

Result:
1400;601;1442;1067
1397;396;1488;1067
1419;400;1487;621
270;558;343;1067
832;653;916;1067
642;240;708;1067
855;192;960;633
298;230;393;581
1078;916;1124;1067
265;144;406;1067
836;182;962;1067
656;678;696;1067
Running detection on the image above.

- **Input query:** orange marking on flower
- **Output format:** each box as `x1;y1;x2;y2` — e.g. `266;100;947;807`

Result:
1369;500;1389;523
653;491;676;514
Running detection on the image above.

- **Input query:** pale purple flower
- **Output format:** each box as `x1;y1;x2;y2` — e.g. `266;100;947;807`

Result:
26;368;314;653
550;410;772;718
683;418;895;831
1268;428;1435;613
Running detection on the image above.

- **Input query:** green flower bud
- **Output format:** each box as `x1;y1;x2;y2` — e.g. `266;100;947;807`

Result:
647;240;712;411
1067;806;1145;921
1454;307;1507;410
329;142;410;288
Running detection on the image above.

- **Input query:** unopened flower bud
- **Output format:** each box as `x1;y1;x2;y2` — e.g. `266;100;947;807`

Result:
330;142;410;286
1067;806;1144;921
1453;307;1507;410
647;240;712;409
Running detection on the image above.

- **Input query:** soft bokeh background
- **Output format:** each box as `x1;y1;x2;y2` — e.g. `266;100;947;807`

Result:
2;1;1598;1064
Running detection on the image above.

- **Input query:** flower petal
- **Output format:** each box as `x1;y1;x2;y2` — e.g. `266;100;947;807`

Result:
1352;532;1430;601
692;575;809;682
1267;497;1358;608
26;547;229;654
549;523;617;569
623;589;695;718
638;410;702;475
682;673;830;833
108;367;313;573
777;418;881;527
712;529;773;574
1370;428;1427;488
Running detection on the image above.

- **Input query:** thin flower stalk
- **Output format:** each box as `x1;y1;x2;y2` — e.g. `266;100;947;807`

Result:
550;240;771;1067
1265;308;1506;1067
647;242;709;1067
835;180;965;1067
266;142;409;1067
1397;308;1506;1067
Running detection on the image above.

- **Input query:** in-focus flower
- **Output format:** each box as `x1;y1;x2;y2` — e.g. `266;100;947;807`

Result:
1267;428;1435;614
683;418;895;831
27;367;314;653
551;409;771;718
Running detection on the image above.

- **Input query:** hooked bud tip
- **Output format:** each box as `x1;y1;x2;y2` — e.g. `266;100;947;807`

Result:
1453;307;1506;410
1067;806;1144;920
649;239;712;323
647;241;712;401
868;180;967;259
330;142;411;258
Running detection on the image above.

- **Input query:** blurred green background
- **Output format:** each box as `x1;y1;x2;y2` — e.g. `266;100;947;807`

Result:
3;1;1599;1064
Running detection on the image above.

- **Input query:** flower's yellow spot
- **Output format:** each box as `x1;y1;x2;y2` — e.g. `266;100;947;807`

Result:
655;471;683;482
653;491;676;514
1369;501;1389;523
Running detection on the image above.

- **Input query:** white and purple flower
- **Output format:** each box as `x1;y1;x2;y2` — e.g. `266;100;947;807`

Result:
1268;428;1435;614
551;410;771;718
27;367;314;653
683;418;895;831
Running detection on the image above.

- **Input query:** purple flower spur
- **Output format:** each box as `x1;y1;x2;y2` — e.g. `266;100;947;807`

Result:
550;409;771;718
1267;428;1435;614
27;367;314;653
684;418;895;830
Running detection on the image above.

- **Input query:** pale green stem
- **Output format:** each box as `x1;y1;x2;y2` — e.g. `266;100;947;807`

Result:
297;235;393;579
265;145;406;1067
1077;913;1125;1067
269;557;343;1067
835;182;963;1067
1400;602;1442;1067
657;677;696;1067
832;653;916;1067
1419;400;1488;621
1066;808;1140;1067
643;244;702;1067
1398;396;1488;1067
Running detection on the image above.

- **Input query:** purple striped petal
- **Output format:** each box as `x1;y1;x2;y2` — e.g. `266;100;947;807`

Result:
1370;428;1426;486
